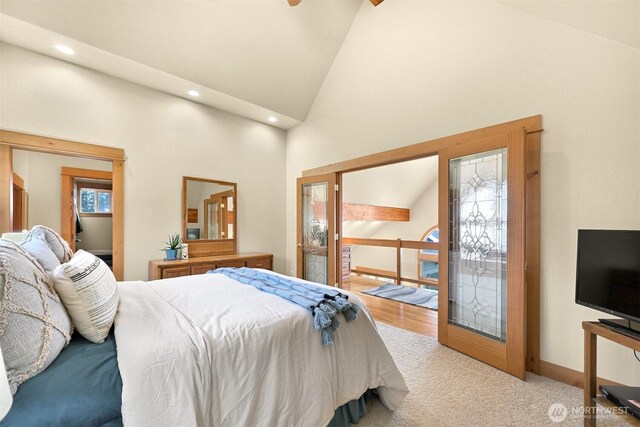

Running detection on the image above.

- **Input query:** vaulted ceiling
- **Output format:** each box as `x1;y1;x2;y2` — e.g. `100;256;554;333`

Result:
0;0;363;128
0;1;637;130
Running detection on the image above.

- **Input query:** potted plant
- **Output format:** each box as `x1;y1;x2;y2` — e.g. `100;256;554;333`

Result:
162;233;182;261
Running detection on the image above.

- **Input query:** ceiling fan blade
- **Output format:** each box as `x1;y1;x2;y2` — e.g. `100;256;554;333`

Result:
288;0;302;5
369;0;384;5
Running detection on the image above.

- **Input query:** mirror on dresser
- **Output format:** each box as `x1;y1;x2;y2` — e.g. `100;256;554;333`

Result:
182;176;237;257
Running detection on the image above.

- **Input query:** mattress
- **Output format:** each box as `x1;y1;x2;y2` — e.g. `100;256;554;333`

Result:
0;328;369;427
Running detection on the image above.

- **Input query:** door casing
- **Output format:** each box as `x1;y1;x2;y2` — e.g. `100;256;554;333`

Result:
299;116;541;376
0;129;125;280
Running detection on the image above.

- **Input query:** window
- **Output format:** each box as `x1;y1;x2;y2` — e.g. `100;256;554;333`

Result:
79;188;112;215
418;225;439;286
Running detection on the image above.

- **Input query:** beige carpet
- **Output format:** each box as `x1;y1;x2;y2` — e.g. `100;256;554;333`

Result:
359;322;633;426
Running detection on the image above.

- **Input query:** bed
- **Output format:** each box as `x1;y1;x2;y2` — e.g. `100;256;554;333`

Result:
2;270;408;426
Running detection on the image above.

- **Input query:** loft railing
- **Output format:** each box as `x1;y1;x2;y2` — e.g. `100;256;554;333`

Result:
342;237;438;287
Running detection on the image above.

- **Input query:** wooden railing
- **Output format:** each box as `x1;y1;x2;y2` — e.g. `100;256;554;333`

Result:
342;237;438;287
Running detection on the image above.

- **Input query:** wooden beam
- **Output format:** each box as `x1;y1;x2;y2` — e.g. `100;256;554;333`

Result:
0;129;125;161
302;115;542;176
343;203;409;222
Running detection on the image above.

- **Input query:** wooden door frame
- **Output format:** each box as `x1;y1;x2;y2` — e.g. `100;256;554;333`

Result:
438;129;527;379
61;167;113;252
0;129;126;280
301;115;541;374
12;172;27;231
296;174;337;286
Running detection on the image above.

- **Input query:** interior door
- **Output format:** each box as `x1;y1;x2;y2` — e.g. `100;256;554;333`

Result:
296;174;337;286
438;129;527;379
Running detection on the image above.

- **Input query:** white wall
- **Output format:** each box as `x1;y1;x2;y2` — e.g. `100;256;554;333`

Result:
1;42;287;280
12;150;111;230
286;2;640;384
76;216;112;252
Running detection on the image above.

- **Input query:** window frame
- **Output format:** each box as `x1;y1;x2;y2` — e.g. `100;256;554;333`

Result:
78;187;113;217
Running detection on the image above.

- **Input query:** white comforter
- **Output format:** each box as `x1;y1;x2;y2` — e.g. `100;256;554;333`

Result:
114;271;409;427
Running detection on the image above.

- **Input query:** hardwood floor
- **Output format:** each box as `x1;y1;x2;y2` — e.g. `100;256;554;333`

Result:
342;276;438;339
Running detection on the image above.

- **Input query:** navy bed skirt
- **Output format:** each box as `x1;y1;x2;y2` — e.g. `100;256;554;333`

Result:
2;332;370;427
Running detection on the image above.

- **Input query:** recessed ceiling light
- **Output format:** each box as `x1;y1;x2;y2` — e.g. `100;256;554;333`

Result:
54;44;75;55
268;116;278;123
188;89;200;97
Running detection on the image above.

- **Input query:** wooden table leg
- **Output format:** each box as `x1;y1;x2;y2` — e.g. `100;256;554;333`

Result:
584;329;597;426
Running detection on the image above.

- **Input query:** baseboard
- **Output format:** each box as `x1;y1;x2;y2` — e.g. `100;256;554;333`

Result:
539;360;621;389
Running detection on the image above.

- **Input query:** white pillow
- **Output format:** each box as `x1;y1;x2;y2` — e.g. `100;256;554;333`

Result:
52;250;119;343
21;235;61;272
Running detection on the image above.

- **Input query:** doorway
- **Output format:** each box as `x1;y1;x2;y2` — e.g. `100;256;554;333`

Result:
296;116;541;379
0;129;125;280
61;167;114;269
339;156;439;337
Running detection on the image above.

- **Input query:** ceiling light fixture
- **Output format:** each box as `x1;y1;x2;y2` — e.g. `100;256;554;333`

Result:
54;44;75;55
188;89;200;97
268;116;278;123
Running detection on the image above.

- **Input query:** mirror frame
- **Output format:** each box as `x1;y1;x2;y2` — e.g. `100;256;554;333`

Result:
181;176;237;257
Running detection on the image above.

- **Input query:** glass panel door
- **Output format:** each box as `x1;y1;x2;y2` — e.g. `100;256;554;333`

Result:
449;148;507;341
438;130;526;379
297;174;336;286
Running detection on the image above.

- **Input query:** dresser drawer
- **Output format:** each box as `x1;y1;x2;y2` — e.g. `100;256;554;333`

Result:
161;266;191;279
246;256;272;270
191;263;217;275
216;259;246;268
149;253;273;280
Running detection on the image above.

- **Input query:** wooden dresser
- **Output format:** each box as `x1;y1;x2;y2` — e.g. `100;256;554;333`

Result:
148;252;273;280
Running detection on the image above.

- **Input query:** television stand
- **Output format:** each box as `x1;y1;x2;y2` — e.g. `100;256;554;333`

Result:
583;321;640;426
599;318;640;341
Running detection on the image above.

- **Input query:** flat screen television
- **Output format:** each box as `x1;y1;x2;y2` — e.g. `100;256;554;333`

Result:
575;230;640;326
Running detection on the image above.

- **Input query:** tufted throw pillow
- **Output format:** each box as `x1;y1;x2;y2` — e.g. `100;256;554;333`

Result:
0;239;73;395
52;250;119;344
21;235;61;272
24;226;73;264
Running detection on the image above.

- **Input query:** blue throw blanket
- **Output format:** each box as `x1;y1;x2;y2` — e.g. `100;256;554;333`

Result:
212;268;360;346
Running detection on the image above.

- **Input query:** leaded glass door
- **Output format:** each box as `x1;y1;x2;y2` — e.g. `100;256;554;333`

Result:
438;130;526;379
296;174;337;286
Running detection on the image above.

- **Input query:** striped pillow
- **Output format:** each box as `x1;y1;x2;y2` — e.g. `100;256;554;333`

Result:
52;250;119;343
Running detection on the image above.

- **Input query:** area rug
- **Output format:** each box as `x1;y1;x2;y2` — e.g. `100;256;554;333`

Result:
360;322;628;426
361;283;438;310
